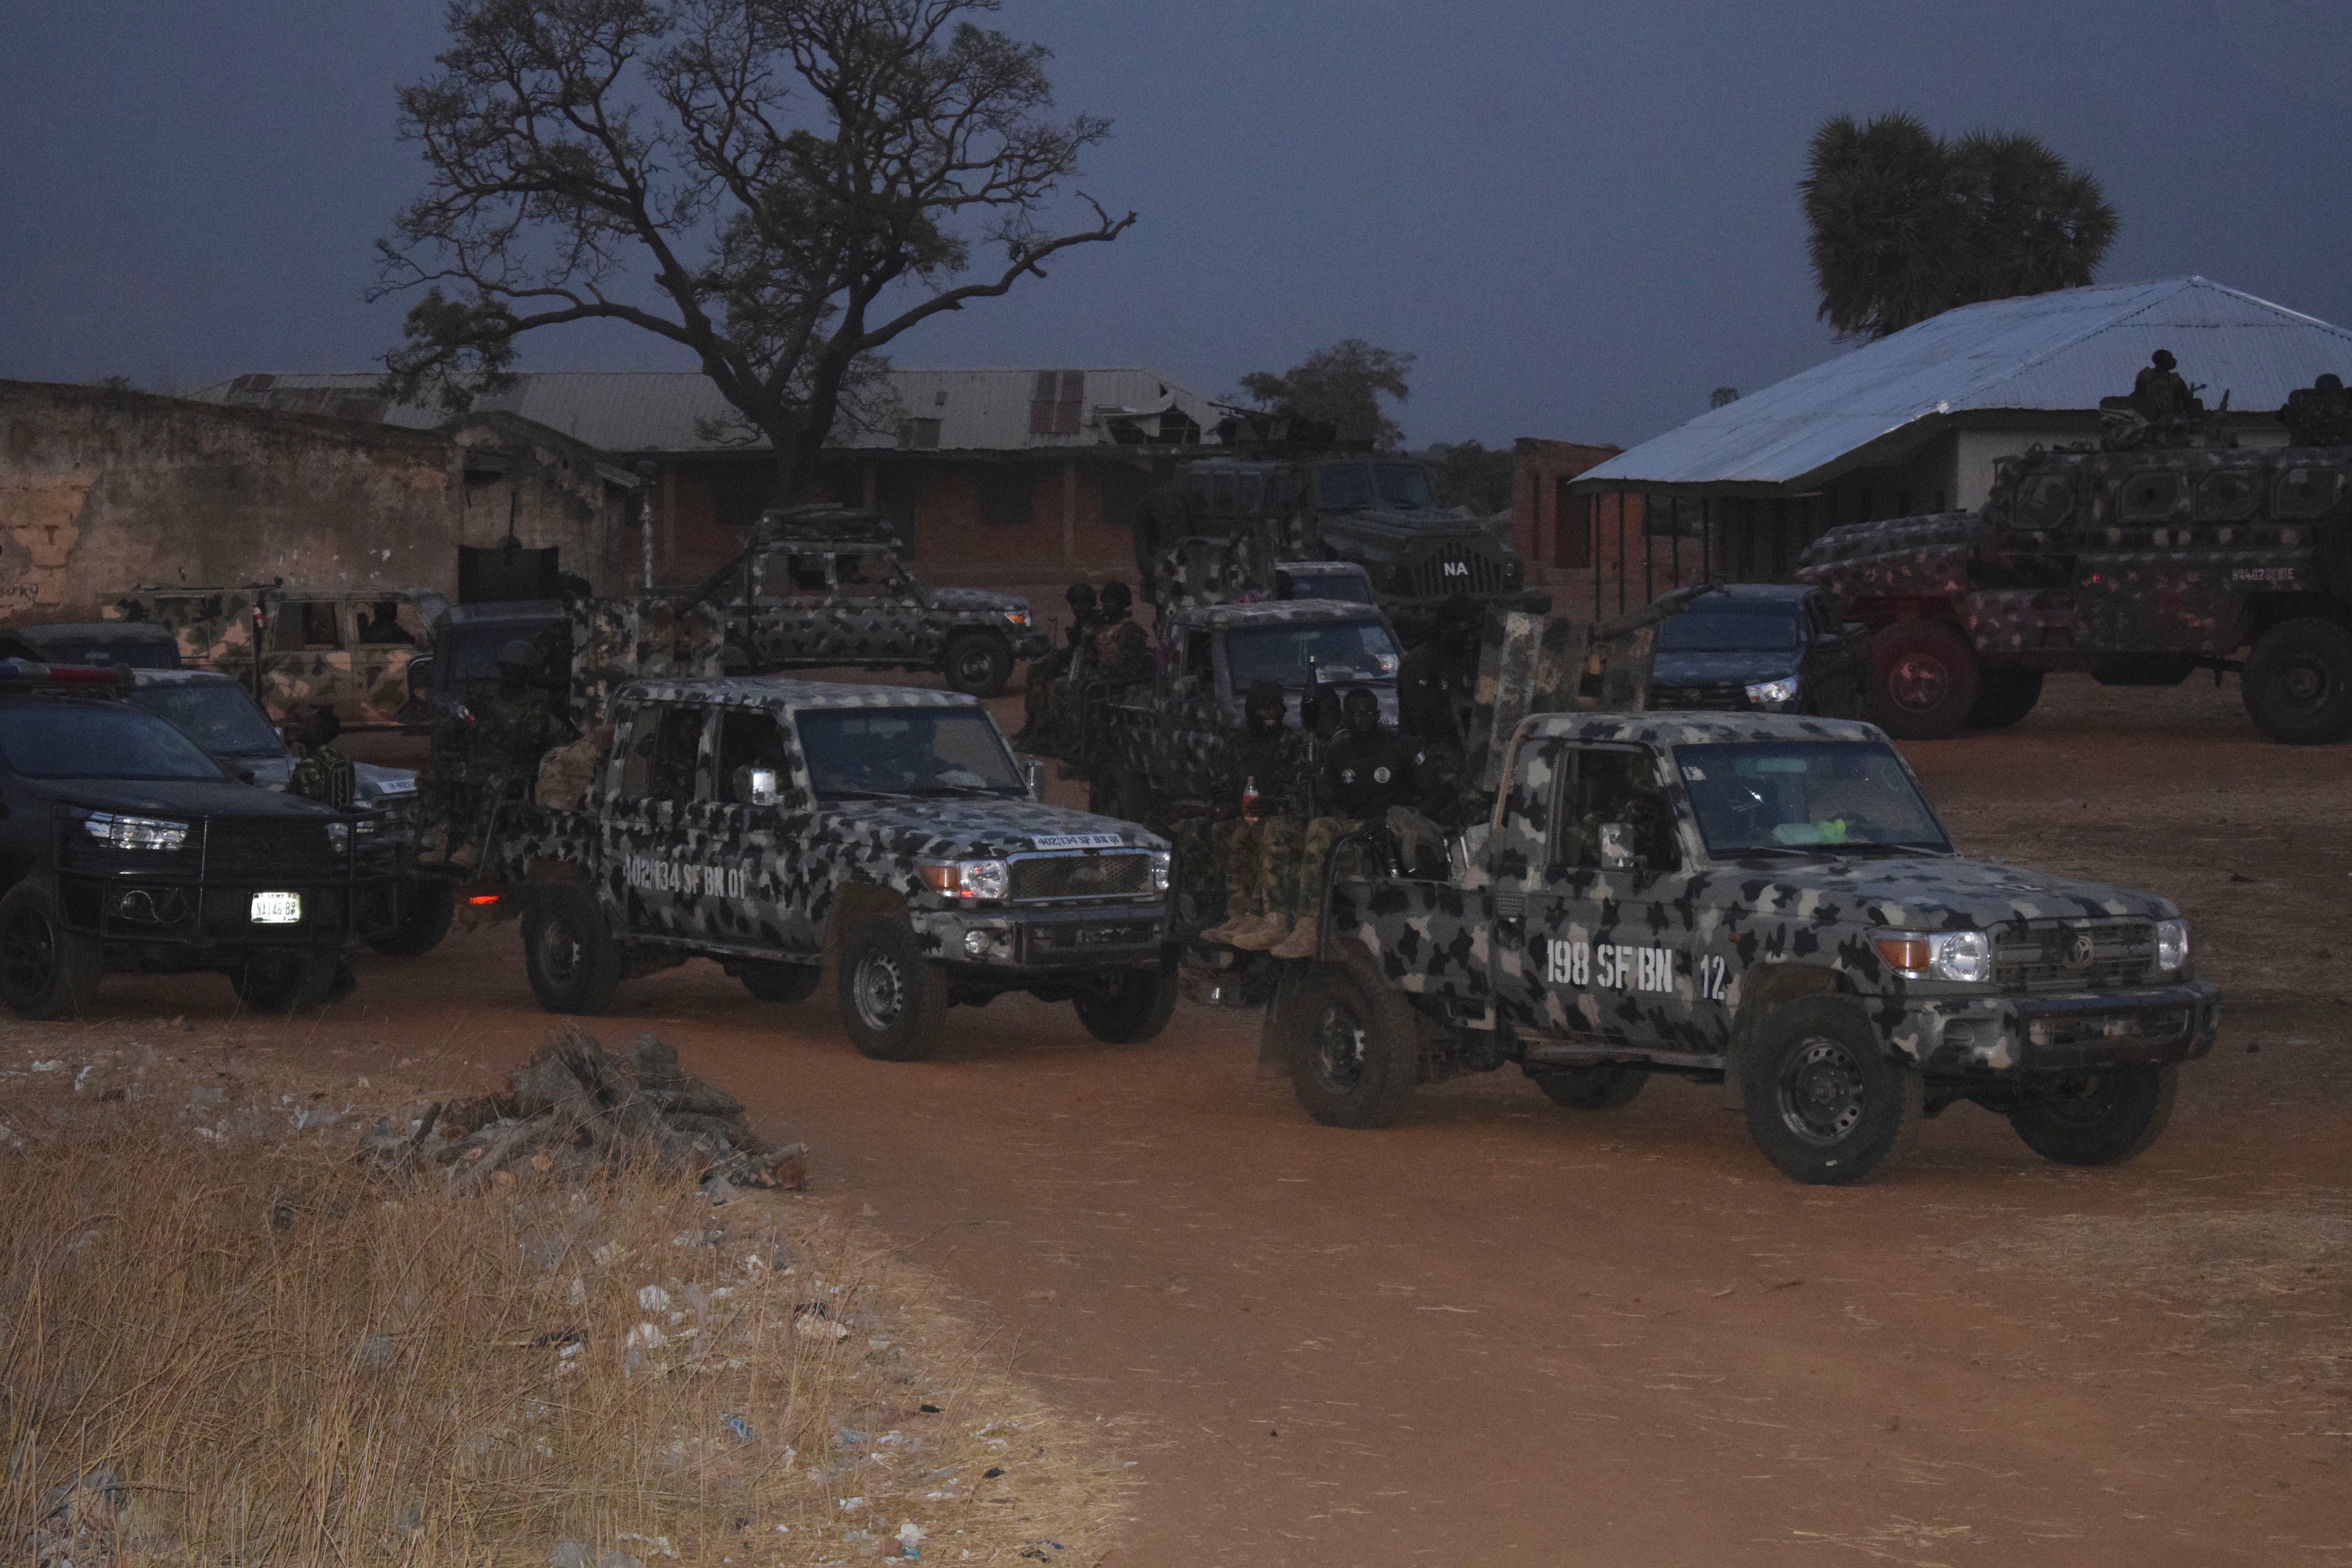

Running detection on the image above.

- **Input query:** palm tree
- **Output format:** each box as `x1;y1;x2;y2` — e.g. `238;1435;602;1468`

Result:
1801;114;2118;341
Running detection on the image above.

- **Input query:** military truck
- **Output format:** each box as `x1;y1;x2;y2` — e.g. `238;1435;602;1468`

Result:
115;585;446;729
1260;710;2218;1184
0;658;397;1018
480;677;1176;1060
1073;599;1403;830
1132;448;1544;637
1796;441;2352;742
683;505;1048;697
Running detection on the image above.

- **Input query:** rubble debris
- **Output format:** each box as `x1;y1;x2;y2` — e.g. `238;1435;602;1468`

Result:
359;1026;806;1193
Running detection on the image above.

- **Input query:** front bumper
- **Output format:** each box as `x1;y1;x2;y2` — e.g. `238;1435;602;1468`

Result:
1011;628;1051;660
1895;980;2221;1077
914;902;1165;971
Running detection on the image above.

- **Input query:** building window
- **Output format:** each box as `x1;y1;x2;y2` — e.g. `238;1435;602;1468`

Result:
1028;370;1085;437
898;417;942;450
1555;478;1591;568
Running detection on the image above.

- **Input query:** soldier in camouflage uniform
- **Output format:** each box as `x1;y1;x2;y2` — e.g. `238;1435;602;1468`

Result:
1245;686;1423;959
1012;582;1099;751
1398;595;1485;828
1191;681;1311;943
2279;372;2352;448
418;639;576;870
285;706;355;806
1089;580;1154;689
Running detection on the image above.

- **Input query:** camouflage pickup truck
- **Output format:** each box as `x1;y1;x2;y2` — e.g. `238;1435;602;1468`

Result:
1797;441;2352;742
1075;598;1402;829
1266;710;2218;1184
693;506;1049;697
485;678;1176;1060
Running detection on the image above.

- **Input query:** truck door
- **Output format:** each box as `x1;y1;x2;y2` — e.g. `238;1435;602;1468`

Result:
262;598;353;724
606;701;713;935
2074;463;2205;652
1500;742;1717;1053
752;550;833;663
710;706;821;955
820;549;924;661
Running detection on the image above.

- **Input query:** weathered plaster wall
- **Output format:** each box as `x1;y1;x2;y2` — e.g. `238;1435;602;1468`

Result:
0;382;626;621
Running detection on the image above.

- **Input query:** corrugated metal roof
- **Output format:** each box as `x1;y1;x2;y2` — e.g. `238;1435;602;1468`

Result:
196;367;1224;456
1575;276;2352;492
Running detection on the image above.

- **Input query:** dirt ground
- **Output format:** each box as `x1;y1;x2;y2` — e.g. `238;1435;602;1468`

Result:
106;669;2352;1564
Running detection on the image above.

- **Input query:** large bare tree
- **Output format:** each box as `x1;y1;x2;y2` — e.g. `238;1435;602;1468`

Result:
375;0;1132;501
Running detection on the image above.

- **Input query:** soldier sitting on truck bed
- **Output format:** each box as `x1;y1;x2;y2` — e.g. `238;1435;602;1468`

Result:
1397;595;1484;827
1191;680;1312;945
1247;686;1423;960
418;639;574;869
2279;372;2352;449
1011;582;1099;751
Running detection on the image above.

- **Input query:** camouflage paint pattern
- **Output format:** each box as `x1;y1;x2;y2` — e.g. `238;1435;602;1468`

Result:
113;586;438;728
718;543;1047;672
485;677;1169;980
1327;711;2219;1083
568;596;728;733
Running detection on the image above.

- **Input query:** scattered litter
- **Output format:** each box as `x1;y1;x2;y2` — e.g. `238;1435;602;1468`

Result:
638;1284;671;1311
721;1411;755;1442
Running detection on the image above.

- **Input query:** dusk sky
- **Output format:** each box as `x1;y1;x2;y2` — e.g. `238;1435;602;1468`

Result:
6;1;2350;452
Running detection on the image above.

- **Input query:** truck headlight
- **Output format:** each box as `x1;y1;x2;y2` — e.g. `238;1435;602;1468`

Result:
75;811;189;851
1873;929;1992;983
1745;677;1802;708
2154;918;2189;973
1150;850;1171;893
918;858;1010;900
1003;610;1030;628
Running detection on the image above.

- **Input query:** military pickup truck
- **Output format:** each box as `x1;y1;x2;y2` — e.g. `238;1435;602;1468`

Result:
483;677;1176;1060
1074;598;1402;829
1265;710;2218;1184
684;505;1048;697
116;586;445;729
1797;440;2352;742
0;659;396;1017
1133;449;1544;638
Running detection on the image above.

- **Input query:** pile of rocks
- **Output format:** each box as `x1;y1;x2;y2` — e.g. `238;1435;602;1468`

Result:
362;1025;805;1200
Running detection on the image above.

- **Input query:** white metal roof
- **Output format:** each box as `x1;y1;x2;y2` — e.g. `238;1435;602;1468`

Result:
197;367;1223;457
1575;276;2352;493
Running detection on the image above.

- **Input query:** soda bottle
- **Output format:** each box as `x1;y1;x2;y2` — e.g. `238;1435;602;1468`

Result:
1241;775;1259;821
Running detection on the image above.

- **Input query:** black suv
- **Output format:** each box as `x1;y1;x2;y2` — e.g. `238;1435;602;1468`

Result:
0;661;395;1016
1649;585;1870;718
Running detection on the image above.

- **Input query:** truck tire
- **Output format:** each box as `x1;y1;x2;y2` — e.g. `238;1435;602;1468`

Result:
367;878;456;957
942;633;1013;699
2008;1065;2177;1167
1740;996;1923;1185
231;947;340;1014
520;884;624;1015
1867;621;1978;740
1965;664;2043;730
1074;964;1178;1044
2242;617;2352;744
837;915;949;1061
1283;962;1422;1129
1531;1063;1645;1110
0;880;100;1020
740;960;823;1004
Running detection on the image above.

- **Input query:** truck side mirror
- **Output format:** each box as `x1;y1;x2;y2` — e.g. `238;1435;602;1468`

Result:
749;767;783;808
1024;759;1045;797
1598;822;1638;872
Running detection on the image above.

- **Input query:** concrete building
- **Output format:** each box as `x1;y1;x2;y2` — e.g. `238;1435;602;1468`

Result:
1560;276;2352;616
0;379;634;621
205;367;1226;588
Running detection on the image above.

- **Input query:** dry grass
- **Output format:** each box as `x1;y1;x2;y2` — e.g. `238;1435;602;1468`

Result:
0;1037;1129;1566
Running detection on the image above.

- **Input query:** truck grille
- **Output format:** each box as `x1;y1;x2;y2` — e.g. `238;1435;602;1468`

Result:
1650;682;1748;710
1994;918;2155;992
205;818;345;878
1008;851;1155;901
1406;548;1510;599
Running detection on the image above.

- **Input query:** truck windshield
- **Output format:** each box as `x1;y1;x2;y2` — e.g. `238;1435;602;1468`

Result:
1225;619;1400;686
1673;741;1949;857
1656;613;1802;653
1315;463;1439;512
0;704;227;781
794;707;1025;800
1283;571;1374;605
129;682;286;758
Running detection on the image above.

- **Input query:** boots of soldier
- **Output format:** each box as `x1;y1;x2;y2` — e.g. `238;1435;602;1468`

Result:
1199;892;1256;945
448;842;480;872
1269;917;1321;961
1230;911;1293;952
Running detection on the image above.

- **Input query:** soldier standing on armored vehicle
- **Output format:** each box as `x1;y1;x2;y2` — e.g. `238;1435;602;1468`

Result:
2132;348;2191;422
1192;680;1312;945
2280;372;2352;448
418;639;573;869
1397;595;1483;826
1247;686;1423;960
1012;582;1099;751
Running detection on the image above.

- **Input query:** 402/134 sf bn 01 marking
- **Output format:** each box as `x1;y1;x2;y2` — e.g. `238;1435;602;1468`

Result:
1541;938;1731;1001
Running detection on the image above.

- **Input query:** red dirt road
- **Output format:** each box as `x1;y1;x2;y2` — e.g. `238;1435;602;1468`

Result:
163;674;2352;1563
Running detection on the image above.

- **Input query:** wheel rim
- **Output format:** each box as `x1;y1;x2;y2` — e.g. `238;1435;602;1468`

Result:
2;907;56;998
2038;1074;2128;1127
953;646;994;686
1886;653;1950;713
537;916;584;988
1310;1001;1368;1094
2278;656;2331;710
1777;1038;1866;1146
853;951;906;1032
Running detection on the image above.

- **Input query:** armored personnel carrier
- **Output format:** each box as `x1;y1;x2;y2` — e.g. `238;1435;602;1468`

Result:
1797;440;2352;742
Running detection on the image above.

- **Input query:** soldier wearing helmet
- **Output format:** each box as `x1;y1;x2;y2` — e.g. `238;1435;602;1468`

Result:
417;636;574;869
1012;581;1102;753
